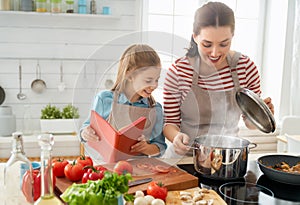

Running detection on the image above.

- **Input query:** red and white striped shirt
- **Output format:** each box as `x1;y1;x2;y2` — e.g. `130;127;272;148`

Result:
163;55;261;127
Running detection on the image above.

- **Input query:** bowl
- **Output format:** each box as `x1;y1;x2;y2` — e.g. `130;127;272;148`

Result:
257;154;300;185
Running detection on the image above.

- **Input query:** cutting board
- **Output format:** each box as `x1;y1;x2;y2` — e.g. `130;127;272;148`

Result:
166;187;227;205
55;158;198;195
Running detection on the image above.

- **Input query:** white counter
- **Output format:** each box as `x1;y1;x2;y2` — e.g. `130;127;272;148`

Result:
0;134;81;160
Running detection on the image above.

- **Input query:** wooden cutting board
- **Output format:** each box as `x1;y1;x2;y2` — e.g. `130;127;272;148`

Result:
55;158;198;195
166;187;227;205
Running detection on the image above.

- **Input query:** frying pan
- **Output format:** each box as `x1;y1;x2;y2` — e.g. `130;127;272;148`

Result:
236;88;276;133
0;86;5;105
257;154;300;185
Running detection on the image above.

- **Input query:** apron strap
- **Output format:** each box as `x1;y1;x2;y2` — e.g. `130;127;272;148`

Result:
227;52;242;90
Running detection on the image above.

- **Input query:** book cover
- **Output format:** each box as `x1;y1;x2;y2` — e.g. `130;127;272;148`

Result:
88;110;146;162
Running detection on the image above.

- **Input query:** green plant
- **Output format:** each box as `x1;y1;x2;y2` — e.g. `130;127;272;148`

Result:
40;104;79;119
41;104;62;119
61;104;80;119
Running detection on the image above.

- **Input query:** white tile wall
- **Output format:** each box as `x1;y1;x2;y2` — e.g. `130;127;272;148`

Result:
0;0;142;133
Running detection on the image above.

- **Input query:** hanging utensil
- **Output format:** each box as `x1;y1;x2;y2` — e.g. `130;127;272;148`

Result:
58;62;66;92
31;61;46;94
17;63;27;100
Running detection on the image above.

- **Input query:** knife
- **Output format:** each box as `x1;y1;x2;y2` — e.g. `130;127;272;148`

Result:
128;178;153;187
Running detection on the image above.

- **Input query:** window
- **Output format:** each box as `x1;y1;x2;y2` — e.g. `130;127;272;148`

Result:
142;0;265;105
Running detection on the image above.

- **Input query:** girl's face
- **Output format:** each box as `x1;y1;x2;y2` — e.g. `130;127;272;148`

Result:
193;26;233;69
128;66;161;101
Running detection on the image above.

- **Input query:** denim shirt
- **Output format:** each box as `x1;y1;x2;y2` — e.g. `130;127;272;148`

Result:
81;90;167;156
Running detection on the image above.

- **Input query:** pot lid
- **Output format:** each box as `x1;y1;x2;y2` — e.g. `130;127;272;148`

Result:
0;86;5;105
236;88;276;133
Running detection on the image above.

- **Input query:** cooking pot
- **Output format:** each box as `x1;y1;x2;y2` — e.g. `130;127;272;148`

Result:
192;135;256;179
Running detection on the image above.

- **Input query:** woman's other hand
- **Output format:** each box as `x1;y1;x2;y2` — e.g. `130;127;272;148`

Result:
264;97;274;114
173;132;190;155
81;126;99;142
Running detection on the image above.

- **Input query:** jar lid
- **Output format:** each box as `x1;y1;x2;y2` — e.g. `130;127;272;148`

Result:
51;0;62;3
66;0;74;4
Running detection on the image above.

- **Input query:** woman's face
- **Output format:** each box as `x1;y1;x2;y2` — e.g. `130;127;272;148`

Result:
193;26;233;69
128;66;161;101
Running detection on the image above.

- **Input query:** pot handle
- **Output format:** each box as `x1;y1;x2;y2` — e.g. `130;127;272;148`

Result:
249;143;257;150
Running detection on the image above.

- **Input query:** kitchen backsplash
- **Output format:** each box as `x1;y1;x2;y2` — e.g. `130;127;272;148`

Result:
0;0;141;134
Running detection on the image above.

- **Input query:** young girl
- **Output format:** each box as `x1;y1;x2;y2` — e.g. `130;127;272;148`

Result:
80;44;167;163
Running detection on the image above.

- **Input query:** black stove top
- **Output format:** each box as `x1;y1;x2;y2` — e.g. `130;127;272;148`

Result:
177;164;300;204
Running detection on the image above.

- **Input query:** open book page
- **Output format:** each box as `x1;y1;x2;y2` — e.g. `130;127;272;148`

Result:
88;110;146;162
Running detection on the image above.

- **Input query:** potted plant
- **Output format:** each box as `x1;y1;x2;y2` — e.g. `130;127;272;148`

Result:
40;104;80;134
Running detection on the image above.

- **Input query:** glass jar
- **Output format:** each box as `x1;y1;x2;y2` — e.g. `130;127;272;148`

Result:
50;0;61;13
77;0;86;14
34;134;63;205
20;0;32;11
65;0;73;13
3;132;33;204
89;0;95;14
35;0;47;12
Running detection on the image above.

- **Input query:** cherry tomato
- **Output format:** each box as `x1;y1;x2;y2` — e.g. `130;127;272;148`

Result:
113;160;133;175
64;160;85;182
81;166;105;183
146;181;168;201
76;155;93;167
52;158;69;177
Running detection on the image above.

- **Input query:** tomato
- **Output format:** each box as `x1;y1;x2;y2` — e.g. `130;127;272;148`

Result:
113;160;133;175
22;169;56;203
154;165;170;173
76;155;93;167
52;158;69;177
64;160;85;182
81;166;105;183
146;181;168;201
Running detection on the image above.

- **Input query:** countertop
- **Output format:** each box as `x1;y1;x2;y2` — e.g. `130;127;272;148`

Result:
1;153;299;204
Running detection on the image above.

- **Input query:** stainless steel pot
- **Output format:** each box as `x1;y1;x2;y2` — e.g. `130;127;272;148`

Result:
193;135;256;179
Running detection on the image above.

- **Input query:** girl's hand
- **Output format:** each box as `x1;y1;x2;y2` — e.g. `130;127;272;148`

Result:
264;97;274;114
81;126;99;142
130;135;147;153
173;132;190;155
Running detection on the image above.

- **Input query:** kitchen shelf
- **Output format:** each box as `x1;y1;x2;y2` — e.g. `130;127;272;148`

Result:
0;10;120;19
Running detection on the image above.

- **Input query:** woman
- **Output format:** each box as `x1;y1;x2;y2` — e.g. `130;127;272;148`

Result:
163;2;274;156
80;44;167;163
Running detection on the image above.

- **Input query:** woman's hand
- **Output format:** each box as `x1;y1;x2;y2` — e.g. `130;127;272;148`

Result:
173;132;190;155
264;97;274;114
81;126;99;142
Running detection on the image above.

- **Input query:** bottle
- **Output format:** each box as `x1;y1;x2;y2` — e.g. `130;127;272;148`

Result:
34;134;63;205
35;0;47;12
50;0;61;12
89;0;95;14
4;132;33;204
77;0;86;14
65;0;73;13
23;105;33;136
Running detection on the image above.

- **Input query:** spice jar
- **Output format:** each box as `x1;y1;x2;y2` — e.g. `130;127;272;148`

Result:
65;0;73;13
50;0;61;12
77;0;86;14
35;0;47;12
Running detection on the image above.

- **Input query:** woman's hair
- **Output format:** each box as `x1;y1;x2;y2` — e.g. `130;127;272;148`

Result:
186;2;235;57
111;44;161;106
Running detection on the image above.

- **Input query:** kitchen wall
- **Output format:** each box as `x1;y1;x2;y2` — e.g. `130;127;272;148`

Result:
0;0;142;134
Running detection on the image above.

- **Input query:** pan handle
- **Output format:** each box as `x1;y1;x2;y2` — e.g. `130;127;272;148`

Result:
249;143;257;150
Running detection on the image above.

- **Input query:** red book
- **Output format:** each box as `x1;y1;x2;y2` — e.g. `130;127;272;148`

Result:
88;110;146;163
